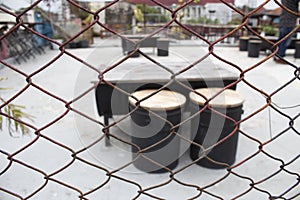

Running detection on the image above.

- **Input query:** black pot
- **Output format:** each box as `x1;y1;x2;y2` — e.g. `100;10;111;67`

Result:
189;88;244;169
129;90;186;173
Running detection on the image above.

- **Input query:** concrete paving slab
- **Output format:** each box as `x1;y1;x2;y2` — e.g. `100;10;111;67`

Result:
0;38;299;199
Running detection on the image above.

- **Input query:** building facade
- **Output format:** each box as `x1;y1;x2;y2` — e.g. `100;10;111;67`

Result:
127;0;235;25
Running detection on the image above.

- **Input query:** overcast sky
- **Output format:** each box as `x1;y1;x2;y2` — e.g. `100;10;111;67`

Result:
1;0;279;12
235;0;279;9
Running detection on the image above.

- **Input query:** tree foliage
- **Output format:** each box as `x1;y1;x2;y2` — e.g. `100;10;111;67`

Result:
135;4;169;23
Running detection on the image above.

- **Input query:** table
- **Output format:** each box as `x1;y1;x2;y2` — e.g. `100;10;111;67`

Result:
94;53;239;145
121;35;159;55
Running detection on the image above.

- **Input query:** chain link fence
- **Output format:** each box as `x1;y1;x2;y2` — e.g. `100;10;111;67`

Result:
1;0;299;199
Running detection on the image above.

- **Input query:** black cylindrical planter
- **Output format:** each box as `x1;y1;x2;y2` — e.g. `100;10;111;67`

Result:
78;40;89;48
68;42;78;48
129;90;186;173
248;40;261;57
294;41;300;58
189;88;244;169
239;36;249;51
157;39;169;56
126;40;139;57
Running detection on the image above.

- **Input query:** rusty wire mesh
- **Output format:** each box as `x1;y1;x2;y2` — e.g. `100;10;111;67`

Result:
0;0;300;199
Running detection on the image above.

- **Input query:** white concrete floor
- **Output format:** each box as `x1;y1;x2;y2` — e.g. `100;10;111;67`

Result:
0;38;299;199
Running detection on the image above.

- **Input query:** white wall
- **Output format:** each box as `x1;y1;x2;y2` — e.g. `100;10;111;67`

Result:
179;3;233;24
204;3;233;24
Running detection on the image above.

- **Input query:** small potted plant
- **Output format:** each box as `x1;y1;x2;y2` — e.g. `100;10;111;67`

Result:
0;77;34;137
262;25;278;36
